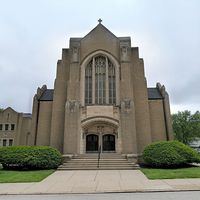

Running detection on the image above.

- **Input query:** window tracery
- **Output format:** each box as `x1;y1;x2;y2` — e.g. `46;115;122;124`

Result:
85;61;92;105
84;55;116;105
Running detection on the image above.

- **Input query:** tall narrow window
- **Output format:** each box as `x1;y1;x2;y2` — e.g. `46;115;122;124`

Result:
85;61;92;105
95;56;106;104
108;61;116;104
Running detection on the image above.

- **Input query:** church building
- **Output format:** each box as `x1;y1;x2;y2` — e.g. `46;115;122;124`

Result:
0;21;174;162
30;21;173;160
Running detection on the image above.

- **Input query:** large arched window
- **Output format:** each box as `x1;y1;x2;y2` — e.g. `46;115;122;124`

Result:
85;55;116;105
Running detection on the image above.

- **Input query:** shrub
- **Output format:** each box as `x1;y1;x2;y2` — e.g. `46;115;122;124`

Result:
0;146;62;170
143;141;200;168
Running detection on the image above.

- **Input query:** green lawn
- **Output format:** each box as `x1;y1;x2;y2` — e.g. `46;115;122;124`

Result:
0;167;55;183
141;166;200;179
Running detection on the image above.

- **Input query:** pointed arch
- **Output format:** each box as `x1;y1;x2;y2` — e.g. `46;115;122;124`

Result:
80;50;120;106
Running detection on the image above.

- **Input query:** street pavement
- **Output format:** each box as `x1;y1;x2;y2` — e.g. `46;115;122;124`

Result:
1;191;200;200
1;170;200;194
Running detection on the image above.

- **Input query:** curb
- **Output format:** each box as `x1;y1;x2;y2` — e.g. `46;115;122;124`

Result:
0;188;200;195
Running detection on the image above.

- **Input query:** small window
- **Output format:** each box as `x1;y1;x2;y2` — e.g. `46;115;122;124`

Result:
9;139;13;146
5;124;9;131
11;124;15;131
0;124;2;131
3;139;7;146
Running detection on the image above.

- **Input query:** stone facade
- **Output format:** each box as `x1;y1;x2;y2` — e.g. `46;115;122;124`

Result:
0;107;31;146
1;22;173;160
31;22;173;157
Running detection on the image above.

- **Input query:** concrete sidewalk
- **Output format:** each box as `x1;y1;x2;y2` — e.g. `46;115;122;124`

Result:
1;170;200;194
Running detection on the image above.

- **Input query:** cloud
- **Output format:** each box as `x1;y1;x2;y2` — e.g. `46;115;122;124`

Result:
0;0;200;114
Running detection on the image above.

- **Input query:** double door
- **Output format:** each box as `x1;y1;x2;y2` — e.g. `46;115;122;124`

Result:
86;134;115;152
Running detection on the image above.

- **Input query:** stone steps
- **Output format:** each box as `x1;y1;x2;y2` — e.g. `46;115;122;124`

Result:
58;167;138;170
58;154;139;170
74;153;125;159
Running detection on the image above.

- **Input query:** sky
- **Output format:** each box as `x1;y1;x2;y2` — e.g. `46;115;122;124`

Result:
0;0;200;114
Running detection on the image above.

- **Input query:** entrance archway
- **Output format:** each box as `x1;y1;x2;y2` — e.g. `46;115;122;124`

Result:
86;134;98;152
103;134;115;151
82;117;119;154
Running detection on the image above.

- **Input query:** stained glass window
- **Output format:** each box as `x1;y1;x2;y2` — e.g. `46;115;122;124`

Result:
85;55;116;105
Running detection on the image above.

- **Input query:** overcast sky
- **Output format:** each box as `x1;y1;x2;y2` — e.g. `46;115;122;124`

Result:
0;0;200;114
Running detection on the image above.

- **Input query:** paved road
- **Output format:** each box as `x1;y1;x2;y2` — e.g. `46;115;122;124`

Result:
0;192;200;200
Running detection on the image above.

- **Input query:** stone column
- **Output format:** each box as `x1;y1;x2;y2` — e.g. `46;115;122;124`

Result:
30;95;39;146
119;39;138;155
63;100;81;154
50;49;70;153
120;62;137;154
157;83;174;140
131;58;152;154
120;98;137;154
50;77;67;152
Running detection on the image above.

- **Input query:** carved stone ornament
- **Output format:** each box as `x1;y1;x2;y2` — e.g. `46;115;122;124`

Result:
66;100;80;113
122;46;128;54
124;99;131;109
156;82;166;97
72;46;79;62
69;101;76;112
121;98;132;113
120;40;130;62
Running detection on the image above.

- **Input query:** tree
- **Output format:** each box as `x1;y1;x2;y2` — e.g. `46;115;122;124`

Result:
172;110;200;145
0;108;3;112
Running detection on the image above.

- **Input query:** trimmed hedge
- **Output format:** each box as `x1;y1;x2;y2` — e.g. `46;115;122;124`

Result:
143;141;200;168
0;146;62;170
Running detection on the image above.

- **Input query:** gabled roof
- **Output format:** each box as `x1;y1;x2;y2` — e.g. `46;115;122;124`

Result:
2;107;18;114
39;89;54;101
81;22;118;41
0;107;31;117
147;88;163;100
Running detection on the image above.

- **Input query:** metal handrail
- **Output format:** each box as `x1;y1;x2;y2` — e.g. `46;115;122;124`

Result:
97;145;101;168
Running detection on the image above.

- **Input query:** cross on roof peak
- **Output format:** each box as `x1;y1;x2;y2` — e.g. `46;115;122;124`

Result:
98;18;102;24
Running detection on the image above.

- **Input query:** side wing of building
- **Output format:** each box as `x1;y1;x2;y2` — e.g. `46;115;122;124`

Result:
0;107;32;146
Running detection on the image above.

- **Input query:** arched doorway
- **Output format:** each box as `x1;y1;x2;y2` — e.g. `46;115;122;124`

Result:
103;134;115;151
81;117;119;154
86;134;99;152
